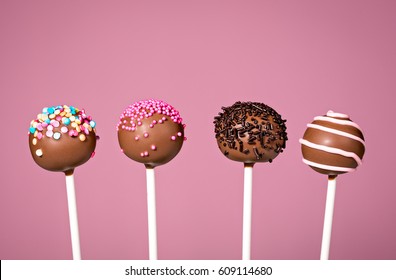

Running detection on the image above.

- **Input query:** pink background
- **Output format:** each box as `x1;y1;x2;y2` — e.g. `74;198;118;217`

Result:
1;0;395;260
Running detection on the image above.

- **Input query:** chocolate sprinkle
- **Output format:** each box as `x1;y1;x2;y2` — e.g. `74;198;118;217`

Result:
214;101;287;163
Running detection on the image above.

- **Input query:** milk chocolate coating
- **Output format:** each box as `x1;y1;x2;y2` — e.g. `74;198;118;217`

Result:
28;105;97;175
29;131;96;174
300;112;365;175
214;101;287;164
118;114;184;168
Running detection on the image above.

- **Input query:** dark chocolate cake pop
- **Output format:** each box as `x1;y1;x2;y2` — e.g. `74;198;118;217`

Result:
28;105;98;174
299;110;365;175
117;99;186;168
214;101;287;164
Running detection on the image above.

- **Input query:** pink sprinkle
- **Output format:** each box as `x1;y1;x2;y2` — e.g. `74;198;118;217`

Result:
118;99;185;132
56;116;62;121
144;151;149;156
84;128;89;135
69;130;78;137
184;136;187;141
46;130;53;137
152;120;157;124
37;124;43;131
171;135;176;140
140;152;144;157
41;122;48;128
51;120;60;128
149;124;154;128
135;136;140;141
61;126;68;133
90;151;95;158
120;149;124;153
177;132;182;137
131;127;136;131
143;132;149;138
37;132;43;139
47;125;54;131
151;145;156;150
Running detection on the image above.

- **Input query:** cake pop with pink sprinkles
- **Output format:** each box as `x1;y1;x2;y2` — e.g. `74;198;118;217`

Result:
117;99;186;168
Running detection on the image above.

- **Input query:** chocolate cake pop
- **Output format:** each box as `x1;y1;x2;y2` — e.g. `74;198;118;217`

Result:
117;99;186;168
299;110;365;175
28;105;98;175
214;101;287;164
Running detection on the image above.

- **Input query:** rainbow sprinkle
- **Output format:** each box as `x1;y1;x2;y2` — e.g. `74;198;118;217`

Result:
29;105;98;143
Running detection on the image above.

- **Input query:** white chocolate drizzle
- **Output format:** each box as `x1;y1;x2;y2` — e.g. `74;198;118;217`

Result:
313;116;362;130
299;139;362;166
302;158;356;172
306;123;365;147
326;110;349;118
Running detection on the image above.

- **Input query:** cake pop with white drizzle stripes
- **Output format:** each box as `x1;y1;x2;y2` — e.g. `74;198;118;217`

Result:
300;110;365;175
299;110;366;260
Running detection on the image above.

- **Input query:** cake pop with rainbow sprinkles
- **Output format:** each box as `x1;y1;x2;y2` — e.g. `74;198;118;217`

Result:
28;104;99;260
28;105;98;175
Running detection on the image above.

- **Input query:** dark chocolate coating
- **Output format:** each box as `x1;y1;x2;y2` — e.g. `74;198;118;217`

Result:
118;114;184;168
214;101;287;164
29;129;96;174
300;113;365;175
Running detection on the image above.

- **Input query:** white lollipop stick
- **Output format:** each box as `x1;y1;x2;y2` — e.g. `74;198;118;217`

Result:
146;167;158;260
242;163;254;260
65;172;81;260
320;175;337;260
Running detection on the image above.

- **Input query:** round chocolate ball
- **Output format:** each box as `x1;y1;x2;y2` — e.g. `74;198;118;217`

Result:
28;105;98;175
299;110;365;175
214;101;287;164
117;99;186;168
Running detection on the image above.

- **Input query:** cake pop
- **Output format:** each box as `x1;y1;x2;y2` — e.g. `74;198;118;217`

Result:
28;105;98;260
117;99;186;168
117;99;186;260
214;101;287;260
29;105;98;175
299;110;365;260
299;110;365;175
214;101;287;164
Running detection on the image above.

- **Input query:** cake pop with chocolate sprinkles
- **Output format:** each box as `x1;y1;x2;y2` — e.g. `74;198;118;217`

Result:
117;99;186;168
299;110;365;175
28;105;98;175
214;101;287;164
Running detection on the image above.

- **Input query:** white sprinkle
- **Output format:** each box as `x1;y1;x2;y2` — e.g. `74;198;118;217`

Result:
35;149;43;157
